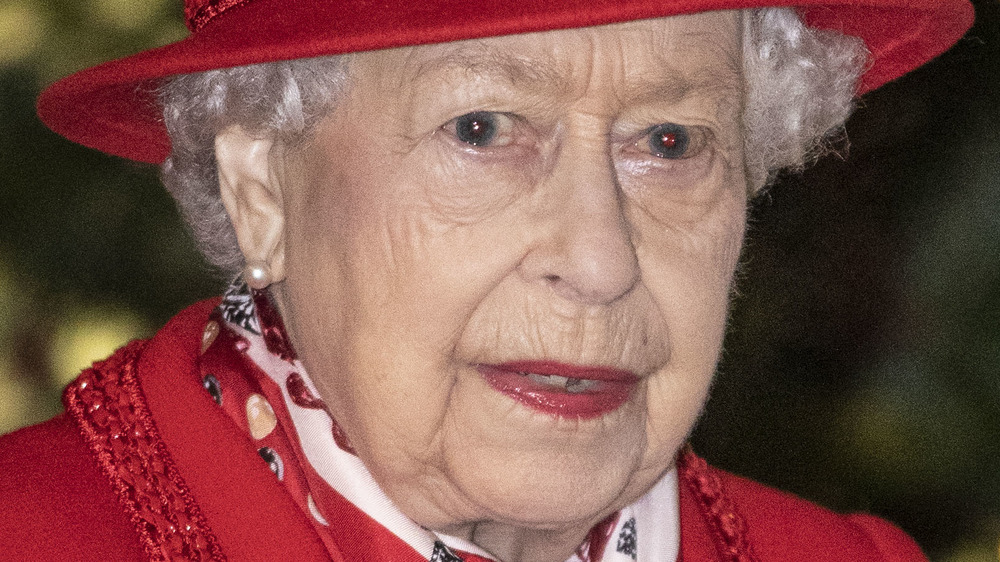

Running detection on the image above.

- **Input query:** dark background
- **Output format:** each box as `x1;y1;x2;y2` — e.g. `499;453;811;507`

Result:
1;1;997;559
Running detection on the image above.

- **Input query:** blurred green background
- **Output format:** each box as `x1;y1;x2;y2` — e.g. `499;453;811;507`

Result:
1;1;997;560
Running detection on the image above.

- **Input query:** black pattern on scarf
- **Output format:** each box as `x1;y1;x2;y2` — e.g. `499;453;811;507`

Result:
616;517;637;560
430;541;464;562
219;279;260;334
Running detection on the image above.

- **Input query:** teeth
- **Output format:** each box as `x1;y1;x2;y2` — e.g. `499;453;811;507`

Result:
522;372;597;393
566;378;596;393
526;373;568;387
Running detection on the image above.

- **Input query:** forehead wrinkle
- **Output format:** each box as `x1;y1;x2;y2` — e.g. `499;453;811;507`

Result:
405;41;571;97
623;28;743;108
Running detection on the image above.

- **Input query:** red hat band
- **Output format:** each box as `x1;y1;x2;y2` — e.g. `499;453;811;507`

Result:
186;0;250;32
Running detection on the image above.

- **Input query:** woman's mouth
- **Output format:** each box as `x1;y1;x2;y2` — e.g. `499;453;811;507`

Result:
477;360;638;419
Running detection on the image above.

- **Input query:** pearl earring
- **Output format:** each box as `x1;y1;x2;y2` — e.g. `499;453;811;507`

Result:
244;261;273;289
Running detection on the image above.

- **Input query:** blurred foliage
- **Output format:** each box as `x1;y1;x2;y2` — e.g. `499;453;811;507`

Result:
1;0;998;560
0;0;186;81
0;0;216;429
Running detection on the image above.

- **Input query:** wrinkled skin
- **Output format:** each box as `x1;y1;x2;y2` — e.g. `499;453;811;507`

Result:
215;11;747;562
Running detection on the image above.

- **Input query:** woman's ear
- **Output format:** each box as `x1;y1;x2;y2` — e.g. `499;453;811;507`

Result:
215;125;286;284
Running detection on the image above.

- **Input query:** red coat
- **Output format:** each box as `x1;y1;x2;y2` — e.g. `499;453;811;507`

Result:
0;301;927;561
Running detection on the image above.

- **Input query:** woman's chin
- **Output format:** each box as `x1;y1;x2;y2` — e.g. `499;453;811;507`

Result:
456;461;638;529
436;394;649;529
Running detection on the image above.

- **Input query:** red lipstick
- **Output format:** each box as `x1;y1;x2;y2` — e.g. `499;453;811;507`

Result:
477;360;638;419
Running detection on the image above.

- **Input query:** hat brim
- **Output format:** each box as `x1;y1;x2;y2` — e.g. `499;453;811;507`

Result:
37;0;974;164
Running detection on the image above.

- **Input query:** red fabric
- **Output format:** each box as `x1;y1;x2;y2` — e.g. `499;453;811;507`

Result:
0;414;146;561
36;0;973;164
135;300;334;560
0;301;929;561
64;339;224;560
846;514;930;562
680;467;929;561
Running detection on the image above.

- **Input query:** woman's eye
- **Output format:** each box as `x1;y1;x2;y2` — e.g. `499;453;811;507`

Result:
644;123;697;159
448;111;515;147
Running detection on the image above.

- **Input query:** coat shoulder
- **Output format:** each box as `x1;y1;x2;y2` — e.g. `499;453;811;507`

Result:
0;413;145;561
715;468;927;561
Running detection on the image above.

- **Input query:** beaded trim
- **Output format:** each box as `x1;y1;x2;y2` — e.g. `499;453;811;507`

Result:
678;446;759;562
64;340;226;561
185;0;255;32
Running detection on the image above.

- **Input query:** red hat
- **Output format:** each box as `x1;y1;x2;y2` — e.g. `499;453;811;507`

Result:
37;0;973;164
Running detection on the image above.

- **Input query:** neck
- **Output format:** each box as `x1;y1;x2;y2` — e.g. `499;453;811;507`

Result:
455;521;591;562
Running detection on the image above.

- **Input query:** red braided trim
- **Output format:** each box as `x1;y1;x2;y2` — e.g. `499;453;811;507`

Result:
677;446;759;562
64;340;226;561
185;0;255;32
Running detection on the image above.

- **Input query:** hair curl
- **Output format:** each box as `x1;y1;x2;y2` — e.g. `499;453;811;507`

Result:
159;7;867;275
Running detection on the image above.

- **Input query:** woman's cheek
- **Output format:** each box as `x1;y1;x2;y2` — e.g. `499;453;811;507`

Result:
616;144;745;228
414;140;543;226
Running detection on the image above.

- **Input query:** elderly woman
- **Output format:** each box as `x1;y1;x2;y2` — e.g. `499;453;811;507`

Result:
0;0;974;560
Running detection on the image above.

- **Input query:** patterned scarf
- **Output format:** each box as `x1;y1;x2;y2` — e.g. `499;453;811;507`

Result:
196;280;680;561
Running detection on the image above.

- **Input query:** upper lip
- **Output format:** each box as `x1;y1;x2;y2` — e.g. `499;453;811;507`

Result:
485;360;639;382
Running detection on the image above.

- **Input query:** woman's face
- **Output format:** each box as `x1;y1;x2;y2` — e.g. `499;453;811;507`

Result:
244;9;745;545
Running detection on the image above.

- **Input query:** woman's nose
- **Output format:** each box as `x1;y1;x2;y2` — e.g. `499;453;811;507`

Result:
518;138;640;305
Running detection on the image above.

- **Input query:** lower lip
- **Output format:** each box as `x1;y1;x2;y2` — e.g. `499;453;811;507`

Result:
477;361;638;419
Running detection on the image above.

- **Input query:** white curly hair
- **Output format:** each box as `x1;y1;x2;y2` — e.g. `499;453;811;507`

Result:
159;7;868;275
